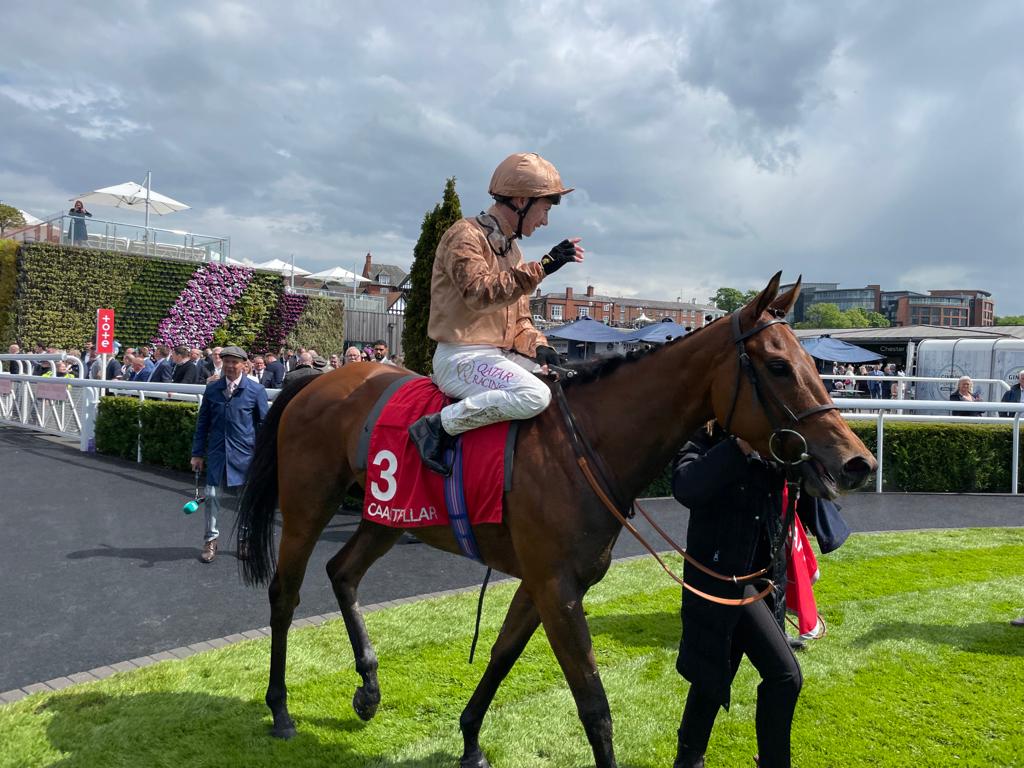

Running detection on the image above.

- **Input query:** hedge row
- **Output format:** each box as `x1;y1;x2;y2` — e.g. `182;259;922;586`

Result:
848;421;1023;493
95;401;1024;495
95;397;198;471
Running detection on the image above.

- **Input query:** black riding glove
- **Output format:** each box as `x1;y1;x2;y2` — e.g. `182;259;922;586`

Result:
534;345;560;368
540;239;576;276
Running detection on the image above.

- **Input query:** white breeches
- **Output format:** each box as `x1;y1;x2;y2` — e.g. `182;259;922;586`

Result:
432;343;552;436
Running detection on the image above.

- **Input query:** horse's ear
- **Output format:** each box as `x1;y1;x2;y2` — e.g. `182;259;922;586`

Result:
743;271;783;319
770;275;801;316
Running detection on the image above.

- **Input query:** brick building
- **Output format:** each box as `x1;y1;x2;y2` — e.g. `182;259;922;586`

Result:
529;285;722;329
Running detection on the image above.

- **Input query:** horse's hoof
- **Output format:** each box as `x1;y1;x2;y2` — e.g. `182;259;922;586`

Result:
352;686;379;721
459;752;491;768
271;717;296;740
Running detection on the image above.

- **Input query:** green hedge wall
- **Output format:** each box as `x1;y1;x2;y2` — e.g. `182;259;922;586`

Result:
284;296;345;355
16;243;146;349
213;272;284;351
0;240;17;345
140;400;199;471
120;258;198;349
96;397;198;470
849;421;1022;493
94;396;141;460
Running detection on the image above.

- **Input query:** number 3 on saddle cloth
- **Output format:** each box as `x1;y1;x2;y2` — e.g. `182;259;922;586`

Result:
357;376;515;562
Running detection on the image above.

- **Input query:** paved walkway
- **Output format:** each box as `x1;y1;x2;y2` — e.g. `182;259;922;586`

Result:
1;426;1020;699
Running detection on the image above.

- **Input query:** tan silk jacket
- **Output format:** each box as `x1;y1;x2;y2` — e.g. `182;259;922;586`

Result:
427;216;549;357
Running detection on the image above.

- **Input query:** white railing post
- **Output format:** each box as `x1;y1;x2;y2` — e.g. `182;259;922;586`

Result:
1013;414;1021;495
137;387;145;463
875;411;885;494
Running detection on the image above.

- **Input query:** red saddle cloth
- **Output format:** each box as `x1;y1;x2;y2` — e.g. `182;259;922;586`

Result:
362;377;508;528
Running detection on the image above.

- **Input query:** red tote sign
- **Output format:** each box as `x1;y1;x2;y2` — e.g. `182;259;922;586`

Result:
96;309;115;354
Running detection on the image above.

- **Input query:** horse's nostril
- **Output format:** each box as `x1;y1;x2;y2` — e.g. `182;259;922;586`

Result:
843;456;873;480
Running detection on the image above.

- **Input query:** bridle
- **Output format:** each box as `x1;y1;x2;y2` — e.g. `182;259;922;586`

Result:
722;310;838;468
552;307;839;607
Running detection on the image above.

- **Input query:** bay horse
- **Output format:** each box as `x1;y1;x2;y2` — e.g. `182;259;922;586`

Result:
237;272;875;768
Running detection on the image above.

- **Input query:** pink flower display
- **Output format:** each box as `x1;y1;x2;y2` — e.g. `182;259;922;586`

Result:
152;264;254;347
254;292;308;353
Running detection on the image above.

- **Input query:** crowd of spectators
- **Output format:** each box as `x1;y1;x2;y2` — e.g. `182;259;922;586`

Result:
827;361;907;399
1;339;404;386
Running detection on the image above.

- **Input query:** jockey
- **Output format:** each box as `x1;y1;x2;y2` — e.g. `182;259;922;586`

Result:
409;152;584;475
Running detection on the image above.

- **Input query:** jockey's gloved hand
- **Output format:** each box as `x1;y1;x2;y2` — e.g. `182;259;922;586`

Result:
541;239;577;275
534;345;560;368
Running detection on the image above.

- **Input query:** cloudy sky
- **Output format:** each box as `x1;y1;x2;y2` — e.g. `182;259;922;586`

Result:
2;1;1022;313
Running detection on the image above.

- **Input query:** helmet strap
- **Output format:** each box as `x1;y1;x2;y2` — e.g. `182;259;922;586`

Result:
498;197;536;240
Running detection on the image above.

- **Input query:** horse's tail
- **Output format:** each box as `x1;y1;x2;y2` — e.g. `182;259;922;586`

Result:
237;376;320;587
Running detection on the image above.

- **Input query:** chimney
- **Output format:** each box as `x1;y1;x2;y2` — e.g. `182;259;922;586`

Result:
586;285;594;297
363;252;372;278
566;287;573;300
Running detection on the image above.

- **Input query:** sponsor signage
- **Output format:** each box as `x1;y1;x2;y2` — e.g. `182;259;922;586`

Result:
95;309;115;354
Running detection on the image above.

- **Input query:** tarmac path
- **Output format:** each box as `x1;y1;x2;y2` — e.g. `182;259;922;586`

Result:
1;426;1020;694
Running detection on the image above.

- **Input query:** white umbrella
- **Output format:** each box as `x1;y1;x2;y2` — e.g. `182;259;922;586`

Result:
306;266;370;284
18;209;43;226
254;258;311;276
73;172;189;228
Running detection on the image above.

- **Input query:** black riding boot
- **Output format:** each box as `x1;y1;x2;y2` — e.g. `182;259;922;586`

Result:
408;413;455;476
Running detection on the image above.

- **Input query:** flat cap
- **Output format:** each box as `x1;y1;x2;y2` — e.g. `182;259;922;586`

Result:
219;345;247;360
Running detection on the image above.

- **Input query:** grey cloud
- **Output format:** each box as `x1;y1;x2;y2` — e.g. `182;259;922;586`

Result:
1;0;1022;315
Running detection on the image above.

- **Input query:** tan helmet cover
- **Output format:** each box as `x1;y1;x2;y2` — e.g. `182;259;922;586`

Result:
488;152;574;199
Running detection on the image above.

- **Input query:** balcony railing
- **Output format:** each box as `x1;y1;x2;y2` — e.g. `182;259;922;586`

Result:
4;212;230;263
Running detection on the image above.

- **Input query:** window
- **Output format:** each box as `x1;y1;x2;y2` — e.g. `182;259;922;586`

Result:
378;273;390;285
551;305;563;321
577;306;589;319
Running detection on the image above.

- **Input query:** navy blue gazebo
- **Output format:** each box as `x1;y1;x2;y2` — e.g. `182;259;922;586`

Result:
632;320;691;344
800;336;884;363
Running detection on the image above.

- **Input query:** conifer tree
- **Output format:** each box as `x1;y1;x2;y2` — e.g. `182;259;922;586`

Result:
402;177;462;374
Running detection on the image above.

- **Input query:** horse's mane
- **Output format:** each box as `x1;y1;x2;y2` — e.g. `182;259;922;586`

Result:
559;318;719;390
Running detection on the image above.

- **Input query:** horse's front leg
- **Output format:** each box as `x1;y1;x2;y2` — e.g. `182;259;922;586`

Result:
532;579;617;768
326;520;403;721
266;569;299;739
459;584;541;768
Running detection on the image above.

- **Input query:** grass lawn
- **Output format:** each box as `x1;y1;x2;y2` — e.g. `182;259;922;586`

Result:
2;527;1023;768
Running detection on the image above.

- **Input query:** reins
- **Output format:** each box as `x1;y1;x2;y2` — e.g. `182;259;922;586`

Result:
552;384;777;607
551;307;837;608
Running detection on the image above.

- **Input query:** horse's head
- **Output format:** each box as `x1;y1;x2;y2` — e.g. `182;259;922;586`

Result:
710;271;876;498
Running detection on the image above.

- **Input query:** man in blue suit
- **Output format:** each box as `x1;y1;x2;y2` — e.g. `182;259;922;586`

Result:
190;345;269;563
262;352;286;389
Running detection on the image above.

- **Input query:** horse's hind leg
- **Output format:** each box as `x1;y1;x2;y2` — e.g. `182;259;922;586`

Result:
325;520;402;722
459;583;540;768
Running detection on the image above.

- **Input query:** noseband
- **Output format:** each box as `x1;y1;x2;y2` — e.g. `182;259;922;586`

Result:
721;311;837;467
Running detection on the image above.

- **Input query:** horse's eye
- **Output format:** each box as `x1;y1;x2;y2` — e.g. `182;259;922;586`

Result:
766;360;790;376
